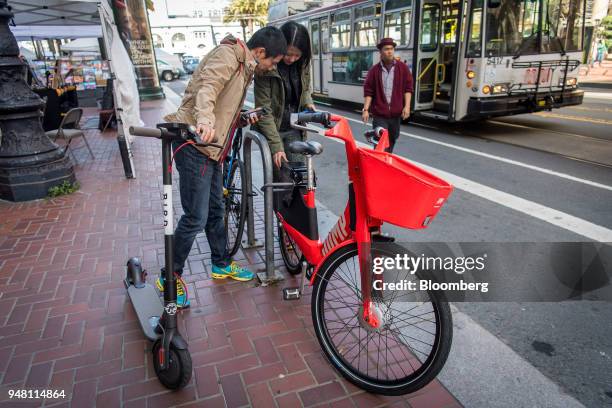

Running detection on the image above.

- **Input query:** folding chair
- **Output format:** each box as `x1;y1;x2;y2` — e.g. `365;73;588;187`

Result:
45;108;95;163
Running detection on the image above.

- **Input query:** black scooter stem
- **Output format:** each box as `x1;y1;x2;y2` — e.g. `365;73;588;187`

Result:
161;139;178;326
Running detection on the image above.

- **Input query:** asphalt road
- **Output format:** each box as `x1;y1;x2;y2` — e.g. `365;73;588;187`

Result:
164;77;612;408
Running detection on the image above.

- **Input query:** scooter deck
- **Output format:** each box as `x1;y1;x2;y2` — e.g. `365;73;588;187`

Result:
126;282;164;341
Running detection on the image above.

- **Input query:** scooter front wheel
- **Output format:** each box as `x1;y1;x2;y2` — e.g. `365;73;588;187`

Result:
152;340;192;390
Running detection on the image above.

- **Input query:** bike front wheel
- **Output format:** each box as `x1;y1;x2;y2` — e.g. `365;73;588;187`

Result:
224;159;247;257
311;242;453;395
278;224;303;275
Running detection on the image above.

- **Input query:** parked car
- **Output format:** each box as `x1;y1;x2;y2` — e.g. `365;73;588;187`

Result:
182;56;200;74
157;59;183;81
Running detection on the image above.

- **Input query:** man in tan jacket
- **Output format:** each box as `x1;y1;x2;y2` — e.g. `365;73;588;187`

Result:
159;27;287;307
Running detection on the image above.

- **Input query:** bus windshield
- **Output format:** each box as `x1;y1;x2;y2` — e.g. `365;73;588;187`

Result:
484;0;584;57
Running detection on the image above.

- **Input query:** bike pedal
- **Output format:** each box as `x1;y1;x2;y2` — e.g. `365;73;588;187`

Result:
283;287;301;300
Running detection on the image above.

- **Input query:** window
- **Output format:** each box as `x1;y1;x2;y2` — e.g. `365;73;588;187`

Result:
172;33;186;44
354;19;379;47
420;4;440;51
543;0;584;51
331;11;351;49
321;19;330;53
354;4;381;48
442;1;459;46
386;0;411;10
152;34;164;48
467;0;483;56
384;9;411;46
311;21;320;54
485;0;541;56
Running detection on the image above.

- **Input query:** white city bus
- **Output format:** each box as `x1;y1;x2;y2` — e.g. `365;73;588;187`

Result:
269;0;586;121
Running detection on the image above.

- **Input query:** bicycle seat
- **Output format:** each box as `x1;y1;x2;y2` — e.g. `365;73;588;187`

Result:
287;141;323;156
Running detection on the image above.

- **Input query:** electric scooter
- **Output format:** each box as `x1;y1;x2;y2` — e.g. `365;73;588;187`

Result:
125;122;222;389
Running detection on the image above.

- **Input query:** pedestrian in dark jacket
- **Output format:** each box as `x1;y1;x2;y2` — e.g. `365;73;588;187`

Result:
362;37;413;153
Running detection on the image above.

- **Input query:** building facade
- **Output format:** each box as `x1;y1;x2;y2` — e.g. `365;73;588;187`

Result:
148;0;245;58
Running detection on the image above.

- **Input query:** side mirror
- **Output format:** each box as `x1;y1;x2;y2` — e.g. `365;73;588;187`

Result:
487;0;501;8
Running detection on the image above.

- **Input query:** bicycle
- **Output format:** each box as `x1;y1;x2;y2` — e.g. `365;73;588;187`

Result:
222;108;268;257
276;111;454;395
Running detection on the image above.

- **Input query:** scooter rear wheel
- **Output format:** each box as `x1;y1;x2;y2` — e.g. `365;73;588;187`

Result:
152;340;192;390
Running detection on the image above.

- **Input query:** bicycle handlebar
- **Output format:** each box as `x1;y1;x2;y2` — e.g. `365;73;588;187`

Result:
296;111;331;127
364;127;385;140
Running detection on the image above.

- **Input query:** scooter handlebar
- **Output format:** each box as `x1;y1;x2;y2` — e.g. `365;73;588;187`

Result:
129;126;162;138
129;124;223;149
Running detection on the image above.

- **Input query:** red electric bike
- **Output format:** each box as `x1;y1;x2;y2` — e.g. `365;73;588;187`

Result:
276;112;454;395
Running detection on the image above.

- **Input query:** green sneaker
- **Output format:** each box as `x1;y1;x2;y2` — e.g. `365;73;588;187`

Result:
211;261;255;281
156;272;190;309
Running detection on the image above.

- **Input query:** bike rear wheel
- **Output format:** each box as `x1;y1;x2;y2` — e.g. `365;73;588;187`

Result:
311;242;452;395
224;159;247;257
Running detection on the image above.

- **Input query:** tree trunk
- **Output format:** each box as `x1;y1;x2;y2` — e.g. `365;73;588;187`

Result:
247;19;254;40
241;20;247;42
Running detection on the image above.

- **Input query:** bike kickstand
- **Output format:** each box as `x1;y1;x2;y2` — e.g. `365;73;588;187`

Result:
283;261;308;301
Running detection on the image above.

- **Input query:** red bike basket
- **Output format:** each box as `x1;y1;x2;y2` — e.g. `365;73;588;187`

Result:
358;149;453;229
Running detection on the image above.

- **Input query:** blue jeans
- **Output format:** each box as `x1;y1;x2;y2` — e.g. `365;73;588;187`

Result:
172;142;230;275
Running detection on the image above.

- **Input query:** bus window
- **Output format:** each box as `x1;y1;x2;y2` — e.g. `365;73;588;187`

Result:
420;4;440;52
384;9;411;46
466;0;483;57
442;0;459;45
312;21;320;55
321;19;330;53
485;0;541;56
354;20;380;47
543;0;584;52
331;11;351;49
443;18;458;44
354;4;381;48
386;0;412;9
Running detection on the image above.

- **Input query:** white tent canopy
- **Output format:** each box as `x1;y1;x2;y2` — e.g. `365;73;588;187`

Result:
10;25;102;40
61;37;101;53
10;0;102;25
9;0;141;178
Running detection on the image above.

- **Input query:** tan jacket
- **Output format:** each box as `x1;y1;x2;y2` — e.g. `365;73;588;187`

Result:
164;35;256;161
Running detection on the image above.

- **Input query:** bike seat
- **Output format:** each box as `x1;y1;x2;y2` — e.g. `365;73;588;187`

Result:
287;141;323;156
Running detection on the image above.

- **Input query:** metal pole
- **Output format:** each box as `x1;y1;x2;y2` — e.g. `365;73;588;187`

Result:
210;25;218;46
242;137;259;248
242;130;285;284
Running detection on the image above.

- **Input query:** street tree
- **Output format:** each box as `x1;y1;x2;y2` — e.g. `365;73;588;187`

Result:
223;0;269;41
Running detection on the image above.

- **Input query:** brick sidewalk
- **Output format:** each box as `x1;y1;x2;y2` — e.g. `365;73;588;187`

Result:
0;100;462;408
578;59;612;84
